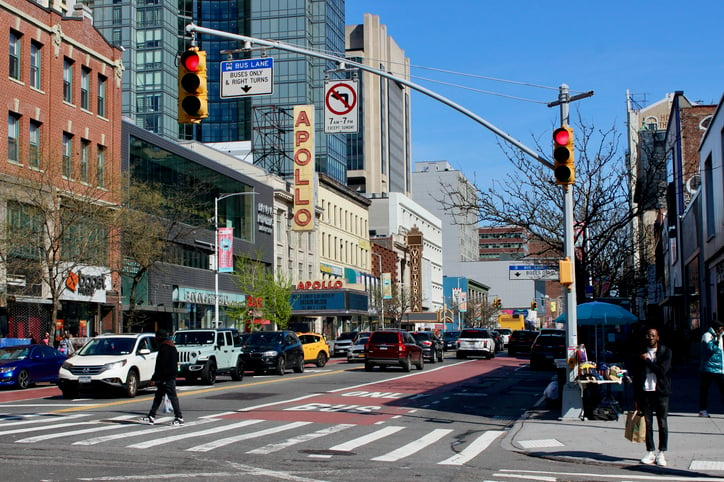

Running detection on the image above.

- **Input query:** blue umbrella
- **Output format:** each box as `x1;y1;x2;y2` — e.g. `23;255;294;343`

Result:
553;301;638;326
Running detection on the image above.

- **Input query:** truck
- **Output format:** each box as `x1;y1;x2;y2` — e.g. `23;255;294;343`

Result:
173;328;245;385
498;314;525;332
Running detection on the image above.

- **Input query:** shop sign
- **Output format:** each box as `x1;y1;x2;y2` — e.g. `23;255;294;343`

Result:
296;280;344;290
61;265;110;303
257;202;274;234
293;105;314;231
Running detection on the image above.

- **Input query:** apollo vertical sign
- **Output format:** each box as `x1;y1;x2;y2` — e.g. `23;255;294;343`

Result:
293;105;314;231
324;80;358;133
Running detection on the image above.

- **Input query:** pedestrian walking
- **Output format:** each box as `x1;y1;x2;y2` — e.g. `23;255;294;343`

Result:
143;329;183;425
633;327;672;466
699;319;724;417
58;331;75;355
42;332;51;346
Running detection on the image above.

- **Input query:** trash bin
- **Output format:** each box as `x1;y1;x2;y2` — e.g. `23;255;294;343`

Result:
555;359;568;403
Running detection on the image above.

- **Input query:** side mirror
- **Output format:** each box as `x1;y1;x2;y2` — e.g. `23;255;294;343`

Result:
138;348;151;355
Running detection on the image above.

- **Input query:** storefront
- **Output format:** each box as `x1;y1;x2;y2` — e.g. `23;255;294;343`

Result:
289;285;369;338
172;286;246;331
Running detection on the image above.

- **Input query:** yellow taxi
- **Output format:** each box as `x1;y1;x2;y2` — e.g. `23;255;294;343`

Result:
296;332;330;367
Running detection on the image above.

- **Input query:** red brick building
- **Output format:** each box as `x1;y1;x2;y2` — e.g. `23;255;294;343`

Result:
1;0;124;339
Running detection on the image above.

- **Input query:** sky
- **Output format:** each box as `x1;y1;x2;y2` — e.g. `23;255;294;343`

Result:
345;1;724;188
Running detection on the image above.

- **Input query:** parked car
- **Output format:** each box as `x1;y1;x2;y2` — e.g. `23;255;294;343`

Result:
529;333;567;370
296;332;330;367
57;333;158;399
540;328;566;336
497;328;513;348
331;332;358;357
507;330;539;356
0;344;67;389
240;330;305;375
456;328;496;359
174;328;244;384
353;331;371;343
442;331;461;351
346;336;369;363
364;330;424;372
410;331;444;363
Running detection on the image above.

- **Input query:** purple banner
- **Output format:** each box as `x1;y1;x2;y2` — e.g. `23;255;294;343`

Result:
218;227;234;273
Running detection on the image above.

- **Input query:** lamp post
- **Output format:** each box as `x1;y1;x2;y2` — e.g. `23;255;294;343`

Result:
371;252;384;329
214;191;255;328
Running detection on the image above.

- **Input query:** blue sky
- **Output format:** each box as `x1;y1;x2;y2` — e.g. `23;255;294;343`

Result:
345;1;723;187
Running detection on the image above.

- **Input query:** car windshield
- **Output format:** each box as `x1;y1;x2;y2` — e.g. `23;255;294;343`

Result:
174;331;215;345
411;333;431;341
369;332;399;344
535;335;565;346
0;347;30;360
78;338;136;356
247;332;284;346
460;330;490;339
443;332;459;340
337;333;356;341
354;337;369;346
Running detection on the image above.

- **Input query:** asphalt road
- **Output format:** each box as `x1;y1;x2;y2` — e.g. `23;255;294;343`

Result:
0;352;559;481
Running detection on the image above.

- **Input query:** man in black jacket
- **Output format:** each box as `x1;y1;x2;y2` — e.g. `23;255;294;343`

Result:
633;327;672;466
143;329;183;425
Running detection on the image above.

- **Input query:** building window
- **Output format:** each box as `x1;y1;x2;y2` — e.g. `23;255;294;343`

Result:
97;75;107;117
29;121;41;169
96;145;106;188
80;140;90;183
62;132;73;178
29;41;41;89
9;31;21;81
8;113;20;163
81;67;91;110
63;58;74;104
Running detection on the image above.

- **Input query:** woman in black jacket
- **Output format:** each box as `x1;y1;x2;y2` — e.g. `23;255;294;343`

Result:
143;329;183;425
632;327;672;466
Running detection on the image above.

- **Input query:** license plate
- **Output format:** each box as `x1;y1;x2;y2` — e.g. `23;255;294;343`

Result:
379;346;387;350
78;376;91;384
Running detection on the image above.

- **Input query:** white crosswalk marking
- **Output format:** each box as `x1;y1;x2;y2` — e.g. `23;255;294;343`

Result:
0;413;89;428
372;428;454;462
15;415;138;444
126;419;265;449
75;419;213;446
438;430;505;465
328;425;405;452
0;421;97;437
187;421;312;452
247;423;355;455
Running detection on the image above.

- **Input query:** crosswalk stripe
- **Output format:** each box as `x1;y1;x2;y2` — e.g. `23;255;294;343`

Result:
247;423;355;455
0;413;88;428
328;425;405;452
371;428;454;462
15;415;138;444
75;419;213;446
0;420;99;437
126;419;265;449
187;421;312;452
438;430;505;465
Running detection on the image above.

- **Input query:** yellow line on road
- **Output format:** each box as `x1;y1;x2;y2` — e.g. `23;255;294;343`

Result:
52;369;348;413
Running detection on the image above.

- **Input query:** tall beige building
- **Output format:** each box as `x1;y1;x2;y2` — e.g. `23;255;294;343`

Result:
346;14;412;196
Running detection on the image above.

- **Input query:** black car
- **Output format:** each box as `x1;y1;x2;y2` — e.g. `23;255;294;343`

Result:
240;330;305;375
410;331;444;363
529;333;567;370
507;330;539;356
442;331;460;351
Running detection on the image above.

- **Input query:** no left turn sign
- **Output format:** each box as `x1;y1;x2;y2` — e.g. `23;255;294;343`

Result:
324;80;359;133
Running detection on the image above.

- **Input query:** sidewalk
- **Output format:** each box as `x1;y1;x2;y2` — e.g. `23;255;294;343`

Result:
503;361;724;475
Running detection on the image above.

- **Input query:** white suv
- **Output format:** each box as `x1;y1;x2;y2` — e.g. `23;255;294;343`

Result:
57;333;158;398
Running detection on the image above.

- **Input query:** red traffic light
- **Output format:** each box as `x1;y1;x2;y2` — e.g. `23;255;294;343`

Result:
553;127;571;146
552;125;575;185
180;51;201;72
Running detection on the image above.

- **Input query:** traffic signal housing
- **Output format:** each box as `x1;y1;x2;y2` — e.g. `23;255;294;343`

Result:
493;297;502;309
531;301;537;310
178;47;208;123
553;126;575;185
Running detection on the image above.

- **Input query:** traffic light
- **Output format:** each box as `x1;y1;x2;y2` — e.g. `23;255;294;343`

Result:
178;47;208;123
493;297;502;309
553;125;575;185
531;301;538;310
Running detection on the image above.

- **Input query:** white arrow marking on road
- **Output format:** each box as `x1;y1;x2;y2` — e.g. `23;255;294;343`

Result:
438;430;505;465
187;421;311;452
372;428;453;461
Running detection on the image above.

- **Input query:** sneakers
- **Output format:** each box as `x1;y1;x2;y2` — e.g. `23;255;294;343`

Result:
142;415;156;425
172;417;184;426
640;451;656;465
699;410;711;417
656;452;667;466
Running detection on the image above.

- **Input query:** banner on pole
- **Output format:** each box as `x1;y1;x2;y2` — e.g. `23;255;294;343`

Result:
218;227;234;273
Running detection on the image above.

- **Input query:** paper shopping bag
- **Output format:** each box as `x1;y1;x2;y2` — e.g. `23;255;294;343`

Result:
624;411;646;443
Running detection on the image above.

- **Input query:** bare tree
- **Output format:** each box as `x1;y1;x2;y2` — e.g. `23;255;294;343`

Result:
438;113;648;301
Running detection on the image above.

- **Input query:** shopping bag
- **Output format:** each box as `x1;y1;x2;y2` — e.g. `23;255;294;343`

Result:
624;411;646;443
161;394;173;414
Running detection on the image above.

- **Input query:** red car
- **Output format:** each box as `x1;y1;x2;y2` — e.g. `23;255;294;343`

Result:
364;330;424;372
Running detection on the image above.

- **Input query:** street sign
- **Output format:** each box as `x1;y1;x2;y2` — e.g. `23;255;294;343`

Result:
220;58;273;98
509;264;558;280
324;80;358;133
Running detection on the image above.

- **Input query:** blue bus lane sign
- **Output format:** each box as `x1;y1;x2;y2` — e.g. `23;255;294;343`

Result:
220;58;273;98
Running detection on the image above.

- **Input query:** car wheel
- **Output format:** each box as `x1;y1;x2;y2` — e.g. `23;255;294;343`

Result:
124;370;139;398
416;355;424;370
17;369;30;389
438;350;444;363
430;350;437;363
293;354;304;373
401;354;412;372
231;358;244;381
315;351;328;368
364;362;374;372
276;356;286;376
201;361;217;385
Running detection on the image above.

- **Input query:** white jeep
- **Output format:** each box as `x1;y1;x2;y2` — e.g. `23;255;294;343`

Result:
173;328;244;384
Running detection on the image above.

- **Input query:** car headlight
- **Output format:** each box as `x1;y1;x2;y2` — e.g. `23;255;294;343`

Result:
0;366;15;374
103;360;127;371
62;361;74;370
262;351;278;357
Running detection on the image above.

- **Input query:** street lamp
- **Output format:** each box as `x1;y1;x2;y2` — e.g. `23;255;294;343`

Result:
214;191;255;328
371;252;384;329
